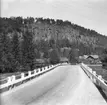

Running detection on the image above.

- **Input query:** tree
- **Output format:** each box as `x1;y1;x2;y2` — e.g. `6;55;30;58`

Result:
11;32;22;71
49;49;60;64
22;30;35;70
0;33;15;73
49;38;55;48
12;32;19;60
100;48;107;68
56;19;63;25
68;49;79;64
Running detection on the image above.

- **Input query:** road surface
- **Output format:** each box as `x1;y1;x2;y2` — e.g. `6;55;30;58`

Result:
1;64;107;105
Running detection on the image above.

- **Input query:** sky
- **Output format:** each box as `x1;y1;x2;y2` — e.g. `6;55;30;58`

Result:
1;0;107;36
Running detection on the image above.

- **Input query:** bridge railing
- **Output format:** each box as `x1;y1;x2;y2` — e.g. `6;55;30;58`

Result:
80;63;107;95
0;63;61;92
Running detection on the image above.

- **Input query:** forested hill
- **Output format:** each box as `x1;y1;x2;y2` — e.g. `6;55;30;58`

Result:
0;17;107;73
1;17;107;53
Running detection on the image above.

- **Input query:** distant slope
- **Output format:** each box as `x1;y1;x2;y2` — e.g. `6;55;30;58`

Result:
32;18;107;54
0;17;107;54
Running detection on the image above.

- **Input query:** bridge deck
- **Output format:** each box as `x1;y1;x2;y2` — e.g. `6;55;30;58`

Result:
1;65;107;105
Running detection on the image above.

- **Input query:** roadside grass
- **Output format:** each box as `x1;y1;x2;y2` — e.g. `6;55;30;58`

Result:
89;65;107;81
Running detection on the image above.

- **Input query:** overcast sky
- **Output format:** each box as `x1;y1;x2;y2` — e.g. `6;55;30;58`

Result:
1;0;107;35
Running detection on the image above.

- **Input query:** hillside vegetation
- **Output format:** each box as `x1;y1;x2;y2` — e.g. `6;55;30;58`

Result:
0;17;107;73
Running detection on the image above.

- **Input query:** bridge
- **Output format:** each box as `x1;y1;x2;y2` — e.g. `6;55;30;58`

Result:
0;63;107;105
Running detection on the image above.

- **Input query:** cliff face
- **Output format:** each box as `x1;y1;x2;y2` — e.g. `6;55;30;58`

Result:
32;21;106;45
30;20;107;55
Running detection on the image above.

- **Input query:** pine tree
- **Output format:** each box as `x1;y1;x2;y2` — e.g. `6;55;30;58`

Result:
11;32;21;71
22;30;35;71
0;33;13;72
12;32;19;60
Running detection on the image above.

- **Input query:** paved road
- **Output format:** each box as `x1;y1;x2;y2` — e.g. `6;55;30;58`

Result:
1;65;107;105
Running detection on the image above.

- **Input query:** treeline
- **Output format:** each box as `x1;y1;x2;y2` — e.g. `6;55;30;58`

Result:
100;49;107;69
0;30;35;73
0;29;61;73
0;17;107;73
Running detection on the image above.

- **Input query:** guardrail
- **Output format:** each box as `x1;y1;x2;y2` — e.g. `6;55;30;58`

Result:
80;63;107;96
0;63;61;93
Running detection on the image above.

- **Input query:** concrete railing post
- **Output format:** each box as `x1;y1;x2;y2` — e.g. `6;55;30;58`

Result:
93;71;96;76
21;73;24;80
98;75;102;80
34;69;36;75
28;71;31;77
11;75;16;82
7;76;11;85
92;71;96;83
89;68;92;73
38;68;40;73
